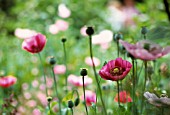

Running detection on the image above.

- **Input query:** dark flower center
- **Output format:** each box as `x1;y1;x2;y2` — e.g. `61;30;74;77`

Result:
110;67;124;76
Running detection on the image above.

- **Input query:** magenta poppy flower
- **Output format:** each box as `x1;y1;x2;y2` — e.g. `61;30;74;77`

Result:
67;74;93;87
0;75;17;88
114;91;132;103
99;58;132;81
22;33;47;53
81;90;96;106
119;39;170;61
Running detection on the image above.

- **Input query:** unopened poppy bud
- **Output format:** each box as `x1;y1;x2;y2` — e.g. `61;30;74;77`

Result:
61;38;67;43
48;56;56;65
74;98;80;106
86;27;94;36
68;100;74;108
114;33;123;41
141;26;148;35
80;68;88;76
103;61;107;66
102;84;110;90
47;96;52;102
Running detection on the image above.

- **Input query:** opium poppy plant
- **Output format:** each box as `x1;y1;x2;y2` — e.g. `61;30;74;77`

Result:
22;33;47;53
99;57;132;81
0;75;17;88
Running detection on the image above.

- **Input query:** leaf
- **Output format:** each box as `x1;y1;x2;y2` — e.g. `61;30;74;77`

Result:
51;101;58;108
62;91;73;102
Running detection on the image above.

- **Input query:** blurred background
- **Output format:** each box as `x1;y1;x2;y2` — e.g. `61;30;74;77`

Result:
0;0;170;114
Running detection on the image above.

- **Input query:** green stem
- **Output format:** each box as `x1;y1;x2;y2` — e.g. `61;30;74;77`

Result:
141;61;147;114
38;53;51;114
71;108;74;115
82;76;88;115
132;59;136;115
38;53;48;97
117;40;119;57
117;81;120;107
89;36;107;115
161;107;164;115
62;41;68;92
51;67;61;115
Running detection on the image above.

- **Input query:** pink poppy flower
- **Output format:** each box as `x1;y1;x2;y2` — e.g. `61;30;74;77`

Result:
67;74;92;87
55;20;69;31
81;90;96;106
0;75;17;88
54;64;66;75
114;91;132;103
58;4;71;18
22;33;47;53
14;28;37;39
99;57;132;81
119;40;170;61
85;56;100;67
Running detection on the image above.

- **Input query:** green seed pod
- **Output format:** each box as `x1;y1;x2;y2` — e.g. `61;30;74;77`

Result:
80;68;88;76
48;56;56;65
47;96;53;102
61;38;67;43
141;26;148;35
68;100;74;108
86;27;94;36
74;98;80;106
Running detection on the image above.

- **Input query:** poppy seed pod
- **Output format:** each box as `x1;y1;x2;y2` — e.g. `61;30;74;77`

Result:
61;38;67;43
74;98;80;106
47;96;52;102
48;56;56;65
80;68;88;76
141;26;148;35
86;27;94;36
114;33;123;41
68;100;74;108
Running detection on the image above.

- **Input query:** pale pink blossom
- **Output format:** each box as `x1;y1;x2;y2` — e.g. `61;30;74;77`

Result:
32;80;39;88
55;19;69;31
58;3;71;18
22;83;29;90
24;92;32;99
32;108;41;115
49;24;59;34
37;92;48;106
39;84;46;91
54;64;66;74
81;90;96;106
67;74;93;87
14;28;37;39
46;77;53;88
119;40;170;61
80;26;88;36
92;30;113;45
85;56;100;67
26;100;37;107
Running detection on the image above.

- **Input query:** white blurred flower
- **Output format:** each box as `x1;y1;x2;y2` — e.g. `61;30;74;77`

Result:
92;30;113;45
14;28;37;39
58;3;71;18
